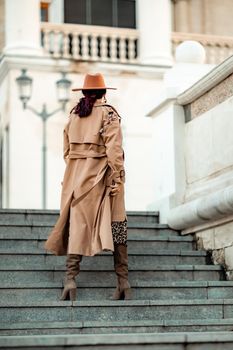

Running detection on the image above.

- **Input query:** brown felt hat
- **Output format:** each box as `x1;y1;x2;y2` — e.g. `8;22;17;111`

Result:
72;73;117;91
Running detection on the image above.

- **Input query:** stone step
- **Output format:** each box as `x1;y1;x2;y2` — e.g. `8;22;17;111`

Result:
0;264;224;283
1;299;233;323
0;249;208;266
0;209;159;225
2;332;233;349
0;223;178;237
2;281;233;302
0;234;195;251
1;319;233;336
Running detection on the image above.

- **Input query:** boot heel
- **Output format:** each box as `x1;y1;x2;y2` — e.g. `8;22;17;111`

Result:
60;288;68;301
123;288;132;300
69;288;77;301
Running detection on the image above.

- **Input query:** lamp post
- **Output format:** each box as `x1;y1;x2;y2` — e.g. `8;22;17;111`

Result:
16;69;72;209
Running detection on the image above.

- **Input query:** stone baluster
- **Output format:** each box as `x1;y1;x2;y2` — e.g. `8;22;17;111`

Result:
218;45;226;65
101;34;108;61
207;45;216;64
110;35;118;62
72;32;80;59
43;29;51;54
63;31;71;59
91;33;99;61
82;33;89;60
119;36;127;63
128;37;136;62
53;30;60;58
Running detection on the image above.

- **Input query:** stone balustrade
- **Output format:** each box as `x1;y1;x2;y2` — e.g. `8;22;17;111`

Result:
41;22;138;64
41;22;233;66
172;32;233;64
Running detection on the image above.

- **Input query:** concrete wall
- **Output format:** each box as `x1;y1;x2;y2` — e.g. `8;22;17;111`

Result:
185;94;233;203
165;57;233;275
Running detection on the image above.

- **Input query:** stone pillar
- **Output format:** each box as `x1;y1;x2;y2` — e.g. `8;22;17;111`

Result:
174;0;189;32
4;0;42;55
136;0;173;66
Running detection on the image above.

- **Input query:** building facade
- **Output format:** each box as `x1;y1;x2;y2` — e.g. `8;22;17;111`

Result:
0;0;233;211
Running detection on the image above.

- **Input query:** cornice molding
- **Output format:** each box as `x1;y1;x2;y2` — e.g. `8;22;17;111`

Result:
0;53;171;81
167;184;233;232
177;54;233;106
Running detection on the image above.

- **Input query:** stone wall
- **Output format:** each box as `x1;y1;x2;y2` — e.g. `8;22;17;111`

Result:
167;55;233;276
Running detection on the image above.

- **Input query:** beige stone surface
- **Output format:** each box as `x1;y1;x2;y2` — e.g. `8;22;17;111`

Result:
191;73;233;119
196;228;215;250
214;222;233;249
185;96;233;184
226;270;233;280
225;245;233;270
185;112;213;183
212;248;225;266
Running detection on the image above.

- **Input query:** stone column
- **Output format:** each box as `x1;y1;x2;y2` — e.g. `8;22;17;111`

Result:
4;0;42;55
175;0;189;32
136;0;173;66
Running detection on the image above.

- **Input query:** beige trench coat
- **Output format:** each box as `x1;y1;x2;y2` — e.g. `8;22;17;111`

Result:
44;100;126;256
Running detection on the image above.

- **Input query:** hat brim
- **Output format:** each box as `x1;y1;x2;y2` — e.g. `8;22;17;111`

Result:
72;87;117;91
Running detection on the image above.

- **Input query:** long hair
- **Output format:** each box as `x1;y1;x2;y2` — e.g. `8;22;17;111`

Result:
71;89;106;117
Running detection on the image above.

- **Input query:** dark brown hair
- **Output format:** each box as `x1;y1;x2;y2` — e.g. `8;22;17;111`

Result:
71;89;106;117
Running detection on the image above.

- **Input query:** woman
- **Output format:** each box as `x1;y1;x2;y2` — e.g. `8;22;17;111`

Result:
44;73;132;301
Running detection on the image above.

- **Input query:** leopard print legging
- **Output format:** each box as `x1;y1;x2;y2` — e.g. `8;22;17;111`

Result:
111;219;127;245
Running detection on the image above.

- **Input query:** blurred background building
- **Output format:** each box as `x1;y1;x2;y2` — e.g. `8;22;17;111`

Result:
1;0;233;213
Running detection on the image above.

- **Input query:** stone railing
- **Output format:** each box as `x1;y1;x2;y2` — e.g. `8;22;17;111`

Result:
172;32;233;64
41;22;139;64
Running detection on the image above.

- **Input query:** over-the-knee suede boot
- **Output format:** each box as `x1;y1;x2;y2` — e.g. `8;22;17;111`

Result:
111;244;132;300
60;254;82;301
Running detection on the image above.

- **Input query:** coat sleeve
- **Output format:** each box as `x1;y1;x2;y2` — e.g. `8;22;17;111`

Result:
101;106;125;184
63;119;70;165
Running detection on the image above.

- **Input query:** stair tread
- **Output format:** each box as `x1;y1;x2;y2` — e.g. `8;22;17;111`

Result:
2;331;233;347
2;298;233;307
2;280;233;288
0;233;194;241
0;248;206;256
1;318;233;330
0;222;169;229
0;263;222;271
0;209;159;215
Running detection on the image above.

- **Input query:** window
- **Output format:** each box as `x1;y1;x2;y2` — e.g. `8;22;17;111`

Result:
40;2;50;22
64;0;136;28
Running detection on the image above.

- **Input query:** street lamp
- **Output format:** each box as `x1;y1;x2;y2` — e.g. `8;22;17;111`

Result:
16;69;72;209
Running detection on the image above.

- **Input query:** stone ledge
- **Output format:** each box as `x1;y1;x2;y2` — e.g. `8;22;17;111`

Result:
1;331;233;347
167;184;233;232
177;54;233;106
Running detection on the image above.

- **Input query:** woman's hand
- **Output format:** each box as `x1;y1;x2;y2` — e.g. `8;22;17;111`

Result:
110;183;122;196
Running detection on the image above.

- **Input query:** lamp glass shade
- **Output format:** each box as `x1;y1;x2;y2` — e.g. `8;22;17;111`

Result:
16;69;33;105
56;73;71;103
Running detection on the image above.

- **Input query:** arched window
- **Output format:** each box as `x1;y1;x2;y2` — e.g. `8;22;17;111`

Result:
64;0;136;29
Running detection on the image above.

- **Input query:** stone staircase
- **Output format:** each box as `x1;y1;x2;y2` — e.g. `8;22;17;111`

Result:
1;209;233;349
